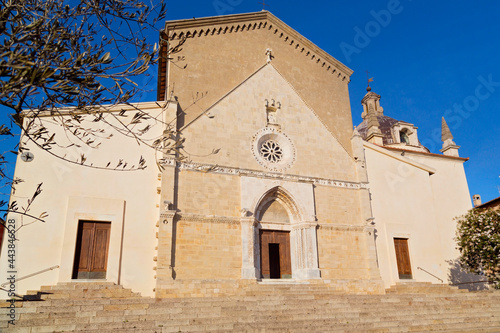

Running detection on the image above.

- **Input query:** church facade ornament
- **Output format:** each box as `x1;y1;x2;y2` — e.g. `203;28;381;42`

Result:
251;126;296;172
161;157;369;190
264;98;280;126
265;48;274;63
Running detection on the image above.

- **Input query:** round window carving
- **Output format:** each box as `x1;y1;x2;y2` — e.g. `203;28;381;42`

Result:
260;140;283;163
251;128;296;172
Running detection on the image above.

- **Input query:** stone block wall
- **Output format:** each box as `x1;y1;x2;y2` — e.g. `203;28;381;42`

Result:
173;219;242;280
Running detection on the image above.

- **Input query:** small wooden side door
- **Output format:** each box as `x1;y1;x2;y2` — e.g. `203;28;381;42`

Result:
73;221;111;279
394;238;412;279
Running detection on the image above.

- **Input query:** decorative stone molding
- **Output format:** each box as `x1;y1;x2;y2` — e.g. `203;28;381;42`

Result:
318;224;365;232
292;221;319;230
160;209;178;224
161;158;368;190
265;98;280;127
366;217;375;226
249;185;321;280
251;127;296;172
292;225;321;279
240;217;257;225
364;225;376;237
177;212;241;225
240;208;252;217
257;221;292;232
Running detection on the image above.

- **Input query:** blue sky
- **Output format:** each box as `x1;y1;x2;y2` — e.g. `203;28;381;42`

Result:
1;1;499;205
159;0;499;203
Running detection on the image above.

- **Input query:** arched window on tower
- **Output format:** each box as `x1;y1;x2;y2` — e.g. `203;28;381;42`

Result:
400;130;410;144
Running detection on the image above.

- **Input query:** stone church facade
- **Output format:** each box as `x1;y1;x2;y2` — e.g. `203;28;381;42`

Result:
0;12;473;298
154;12;383;296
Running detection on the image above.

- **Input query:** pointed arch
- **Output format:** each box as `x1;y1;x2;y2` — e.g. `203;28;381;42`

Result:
254;186;302;224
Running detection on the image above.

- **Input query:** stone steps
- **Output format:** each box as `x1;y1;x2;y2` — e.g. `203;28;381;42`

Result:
23;282;143;300
1;282;500;332
385;282;469;294
17;316;500;333
12;297;500;315
7;300;500;319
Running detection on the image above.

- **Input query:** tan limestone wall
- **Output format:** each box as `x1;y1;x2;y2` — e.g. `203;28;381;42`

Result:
317;227;373;280
314;186;362;225
176;171;241;217
172;220;241;280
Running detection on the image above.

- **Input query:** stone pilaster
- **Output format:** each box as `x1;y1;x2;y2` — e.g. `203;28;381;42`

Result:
364;218;382;279
292;222;321;279
241;217;259;279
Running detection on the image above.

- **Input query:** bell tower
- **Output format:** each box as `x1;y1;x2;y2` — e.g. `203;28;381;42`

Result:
361;86;384;145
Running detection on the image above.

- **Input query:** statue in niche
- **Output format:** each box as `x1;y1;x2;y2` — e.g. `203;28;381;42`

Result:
265;99;280;126
267;111;276;124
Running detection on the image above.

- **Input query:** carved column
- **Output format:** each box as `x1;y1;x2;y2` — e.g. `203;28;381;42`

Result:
292;222;321;279
241;216;259;279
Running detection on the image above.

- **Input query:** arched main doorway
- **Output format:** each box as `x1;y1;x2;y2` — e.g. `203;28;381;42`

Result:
257;198;293;279
240;182;320;281
251;186;320;280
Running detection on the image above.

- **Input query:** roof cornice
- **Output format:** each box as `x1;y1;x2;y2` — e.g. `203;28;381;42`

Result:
363;141;436;174
164;11;269;30
383;146;469;162
163;11;353;79
21;101;169;118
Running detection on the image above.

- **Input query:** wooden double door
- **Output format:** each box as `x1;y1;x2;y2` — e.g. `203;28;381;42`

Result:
260;230;292;279
72;221;111;279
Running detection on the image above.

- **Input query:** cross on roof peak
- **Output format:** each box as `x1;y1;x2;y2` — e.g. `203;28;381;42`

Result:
259;0;270;11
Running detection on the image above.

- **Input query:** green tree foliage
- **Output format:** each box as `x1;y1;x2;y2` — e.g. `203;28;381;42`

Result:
456;208;500;289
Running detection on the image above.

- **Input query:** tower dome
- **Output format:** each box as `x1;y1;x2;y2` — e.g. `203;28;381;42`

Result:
356;88;429;152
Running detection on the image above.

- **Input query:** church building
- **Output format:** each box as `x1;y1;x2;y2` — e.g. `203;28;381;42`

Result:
0;12;473;298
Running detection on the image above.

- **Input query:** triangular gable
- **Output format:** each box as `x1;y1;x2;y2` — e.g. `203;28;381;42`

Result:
179;63;355;180
158;11;356;157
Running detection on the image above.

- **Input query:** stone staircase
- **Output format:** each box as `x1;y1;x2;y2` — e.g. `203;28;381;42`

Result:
1;282;500;332
385;282;470;294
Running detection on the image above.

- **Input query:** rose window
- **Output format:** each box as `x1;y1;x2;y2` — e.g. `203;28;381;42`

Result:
251;127;296;172
260;140;283;163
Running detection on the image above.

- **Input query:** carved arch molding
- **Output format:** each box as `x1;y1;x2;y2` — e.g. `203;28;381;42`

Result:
240;178;320;280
